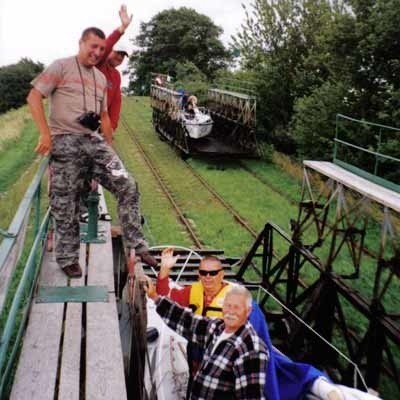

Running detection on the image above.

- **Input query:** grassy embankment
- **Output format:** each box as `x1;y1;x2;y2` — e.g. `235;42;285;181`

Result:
0;106;45;231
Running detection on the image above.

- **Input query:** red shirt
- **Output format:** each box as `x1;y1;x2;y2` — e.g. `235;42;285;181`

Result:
156;276;227;310
156;276;191;305
97;29;123;131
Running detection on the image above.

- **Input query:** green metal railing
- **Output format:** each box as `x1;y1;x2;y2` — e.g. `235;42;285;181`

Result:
334;114;400;193
213;77;257;97
0;157;49;398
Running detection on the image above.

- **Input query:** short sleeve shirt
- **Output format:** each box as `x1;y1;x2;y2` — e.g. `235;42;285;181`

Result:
31;56;107;135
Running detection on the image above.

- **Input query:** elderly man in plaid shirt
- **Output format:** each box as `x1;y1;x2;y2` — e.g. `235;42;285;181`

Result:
145;279;268;399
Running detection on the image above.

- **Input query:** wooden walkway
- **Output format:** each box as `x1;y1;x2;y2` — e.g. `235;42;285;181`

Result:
304;161;400;213
10;190;127;400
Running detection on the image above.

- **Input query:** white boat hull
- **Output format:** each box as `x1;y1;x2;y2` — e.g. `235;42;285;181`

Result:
180;109;213;139
144;299;189;400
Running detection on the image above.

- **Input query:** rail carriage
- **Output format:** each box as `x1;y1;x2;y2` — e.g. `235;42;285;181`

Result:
150;79;261;159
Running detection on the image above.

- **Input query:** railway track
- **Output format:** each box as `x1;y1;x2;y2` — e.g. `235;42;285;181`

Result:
121;111;370;292
120;115;259;242
121;116;203;249
120;113;306;285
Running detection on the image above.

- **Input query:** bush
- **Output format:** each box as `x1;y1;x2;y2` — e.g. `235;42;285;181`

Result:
290;81;349;160
174;62;209;104
0;59;44;114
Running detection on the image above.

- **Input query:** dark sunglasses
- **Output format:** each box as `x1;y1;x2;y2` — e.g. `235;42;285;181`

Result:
198;269;223;277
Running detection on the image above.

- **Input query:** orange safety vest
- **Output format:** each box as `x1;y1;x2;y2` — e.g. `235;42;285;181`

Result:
188;281;232;317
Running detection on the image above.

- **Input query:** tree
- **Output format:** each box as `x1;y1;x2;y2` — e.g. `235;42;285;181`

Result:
290;80;350;159
232;0;347;153
128;7;230;94
345;0;400;123
233;0;400;161
0;58;44;114
174;62;209;104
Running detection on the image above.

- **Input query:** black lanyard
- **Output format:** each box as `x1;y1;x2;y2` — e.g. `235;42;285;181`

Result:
75;57;97;113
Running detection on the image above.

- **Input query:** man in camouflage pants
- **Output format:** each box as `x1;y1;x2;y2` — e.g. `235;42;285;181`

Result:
27;26;157;278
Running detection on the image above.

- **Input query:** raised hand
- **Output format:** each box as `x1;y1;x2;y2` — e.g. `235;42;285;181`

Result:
119;4;133;32
159;247;179;278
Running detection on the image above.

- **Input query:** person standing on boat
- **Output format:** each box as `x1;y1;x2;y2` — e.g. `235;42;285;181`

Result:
145;279;268;400
27;26;157;278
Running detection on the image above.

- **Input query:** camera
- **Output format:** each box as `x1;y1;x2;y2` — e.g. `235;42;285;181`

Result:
77;111;101;131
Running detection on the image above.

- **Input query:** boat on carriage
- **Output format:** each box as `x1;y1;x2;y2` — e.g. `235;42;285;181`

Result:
179;107;213;140
150;74;261;158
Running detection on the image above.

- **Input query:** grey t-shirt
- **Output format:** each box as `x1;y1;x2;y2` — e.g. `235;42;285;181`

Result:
31;56;107;135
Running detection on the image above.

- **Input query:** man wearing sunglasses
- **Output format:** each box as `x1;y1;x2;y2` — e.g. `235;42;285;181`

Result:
156;248;235;391
156;248;233;317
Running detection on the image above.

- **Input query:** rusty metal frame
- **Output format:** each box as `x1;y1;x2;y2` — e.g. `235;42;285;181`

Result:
236;213;399;393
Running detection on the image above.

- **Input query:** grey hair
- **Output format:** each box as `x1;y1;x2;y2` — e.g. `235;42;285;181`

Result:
225;285;252;308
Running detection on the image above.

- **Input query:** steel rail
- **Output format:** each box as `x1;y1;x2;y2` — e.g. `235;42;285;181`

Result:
184;162;258;238
121;116;203;249
0;208;50;397
0;158;48;272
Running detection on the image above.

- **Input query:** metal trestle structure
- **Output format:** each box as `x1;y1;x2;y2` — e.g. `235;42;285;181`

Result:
236;160;399;394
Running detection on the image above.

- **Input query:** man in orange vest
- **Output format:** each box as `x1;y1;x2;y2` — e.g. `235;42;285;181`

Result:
156;247;233;391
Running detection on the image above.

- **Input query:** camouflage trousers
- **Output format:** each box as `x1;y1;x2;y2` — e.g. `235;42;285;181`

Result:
50;133;147;269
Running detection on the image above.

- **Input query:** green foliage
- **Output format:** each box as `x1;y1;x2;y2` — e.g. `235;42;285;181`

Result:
233;0;346;154
0;59;44;114
0;120;39;193
348;0;400;120
0;106;31;151
291;81;349;159
233;0;400;161
128;7;230;94
174;62;209;104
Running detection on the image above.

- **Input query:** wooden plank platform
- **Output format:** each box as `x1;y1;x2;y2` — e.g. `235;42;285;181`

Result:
304;161;400;213
11;188;127;400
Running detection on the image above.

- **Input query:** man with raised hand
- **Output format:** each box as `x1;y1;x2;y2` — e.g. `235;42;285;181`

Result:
156;248;234;389
79;4;133;223
98;4;132;132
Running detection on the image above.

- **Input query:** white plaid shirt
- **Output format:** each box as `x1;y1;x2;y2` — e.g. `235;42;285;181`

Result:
155;297;268;399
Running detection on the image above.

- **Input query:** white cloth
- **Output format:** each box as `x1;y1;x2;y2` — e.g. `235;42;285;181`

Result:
310;377;382;400
211;331;233;354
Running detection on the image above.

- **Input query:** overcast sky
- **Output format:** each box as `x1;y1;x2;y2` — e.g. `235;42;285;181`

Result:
0;0;251;70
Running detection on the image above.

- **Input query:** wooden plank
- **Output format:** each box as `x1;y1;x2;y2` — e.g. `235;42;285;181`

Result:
10;251;67;400
86;188;127;399
13;188;127;399
58;245;86;400
304;161;400;213
86;294;127;400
